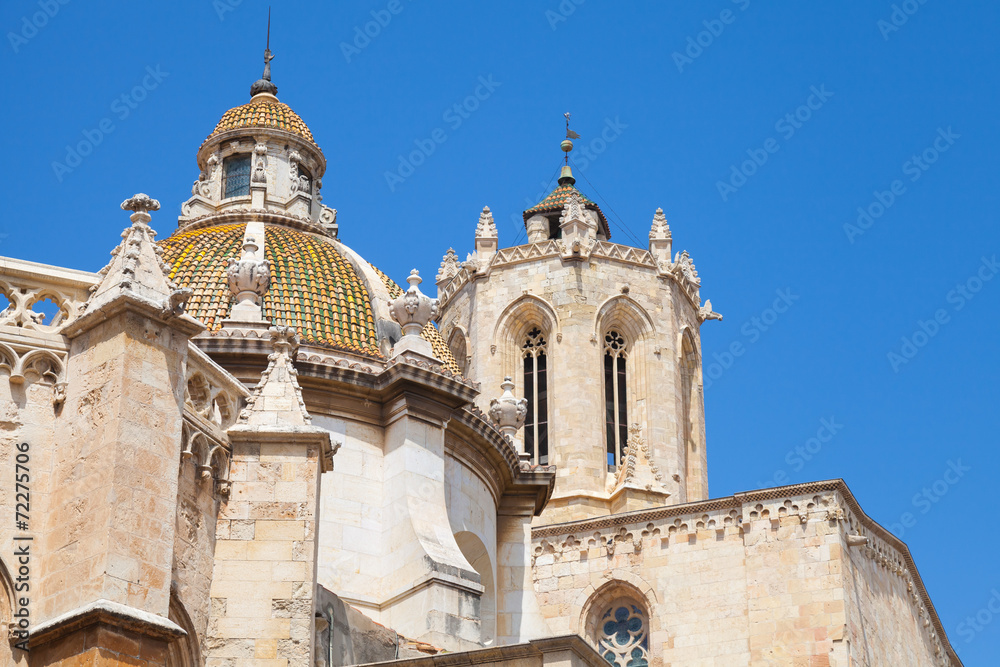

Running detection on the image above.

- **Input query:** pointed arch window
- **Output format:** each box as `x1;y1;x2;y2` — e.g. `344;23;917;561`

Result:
522;327;549;465
604;331;628;470
223;154;252;198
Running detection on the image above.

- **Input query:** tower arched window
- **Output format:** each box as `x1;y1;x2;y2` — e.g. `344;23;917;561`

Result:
604;331;628;470
598;600;649;667
522;327;549;464
222;154;252;198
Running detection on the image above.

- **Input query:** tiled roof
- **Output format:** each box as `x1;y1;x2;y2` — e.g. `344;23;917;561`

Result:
159;224;379;356
523;182;611;238
158;223;460;373
370;265;461;374
208;99;314;143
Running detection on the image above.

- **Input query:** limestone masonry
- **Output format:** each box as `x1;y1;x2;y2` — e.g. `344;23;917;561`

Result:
0;50;961;667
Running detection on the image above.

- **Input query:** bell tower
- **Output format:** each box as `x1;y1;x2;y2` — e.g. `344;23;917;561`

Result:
435;126;722;523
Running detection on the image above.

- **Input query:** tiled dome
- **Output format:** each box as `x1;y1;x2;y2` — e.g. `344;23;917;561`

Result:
158;224;458;371
524;180;610;239
207;98;315;144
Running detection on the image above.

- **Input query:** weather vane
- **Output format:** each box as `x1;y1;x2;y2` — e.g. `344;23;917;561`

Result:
562;113;580;164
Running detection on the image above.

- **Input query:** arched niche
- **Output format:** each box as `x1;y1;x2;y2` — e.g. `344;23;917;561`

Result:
454;531;496;645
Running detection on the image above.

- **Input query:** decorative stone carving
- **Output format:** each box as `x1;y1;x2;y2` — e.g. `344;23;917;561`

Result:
238;326;313;426
847;534;869;547
648;207;673;271
287;149;310;195
84;194;192;319
670;249;701;302
387;270;438;360
473;206;499;264
698;299;723;322
607;424;669;496
560;192;587;229
649;207;671;241
475;205;498;239
225;236;271;323
488;376;527;444
319;206;338;238
558;192;597;260
288;150;302;192
672;250;699;285
192;154;220;197
251;143;268;183
436;248;461;285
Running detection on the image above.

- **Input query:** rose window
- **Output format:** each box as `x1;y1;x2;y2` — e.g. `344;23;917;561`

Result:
598;604;649;667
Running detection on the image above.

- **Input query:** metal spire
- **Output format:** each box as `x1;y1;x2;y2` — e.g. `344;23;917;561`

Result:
250;7;278;98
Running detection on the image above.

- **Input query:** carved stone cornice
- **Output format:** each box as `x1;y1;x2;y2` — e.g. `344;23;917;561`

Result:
175;206;330;237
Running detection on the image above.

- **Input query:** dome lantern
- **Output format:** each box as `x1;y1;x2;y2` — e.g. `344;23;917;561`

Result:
178;17;336;235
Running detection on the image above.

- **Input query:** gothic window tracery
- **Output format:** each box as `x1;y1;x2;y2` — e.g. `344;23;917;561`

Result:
604;330;628;470
223;154;252;198
522;327;549;464
598;602;649;667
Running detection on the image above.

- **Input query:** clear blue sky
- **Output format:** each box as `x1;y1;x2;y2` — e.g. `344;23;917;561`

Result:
2;1;997;662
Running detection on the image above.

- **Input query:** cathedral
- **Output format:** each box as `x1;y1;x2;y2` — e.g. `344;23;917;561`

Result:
0;50;962;667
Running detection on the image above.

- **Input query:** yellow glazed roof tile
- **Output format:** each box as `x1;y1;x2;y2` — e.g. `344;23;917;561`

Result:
208;99;314;143
159;223;459;373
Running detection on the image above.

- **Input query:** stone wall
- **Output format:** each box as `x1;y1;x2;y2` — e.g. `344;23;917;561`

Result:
314;414;385;618
840;510;953;666
0;378;55;666
529;482;959;666
172;455;220;660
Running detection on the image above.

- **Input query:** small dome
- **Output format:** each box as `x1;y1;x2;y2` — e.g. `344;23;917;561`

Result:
158;223;458;371
524;179;611;239
207;96;315;144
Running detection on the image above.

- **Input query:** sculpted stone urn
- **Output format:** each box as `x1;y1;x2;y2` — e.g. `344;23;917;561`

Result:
489;376;528;448
226;236;271;323
388;269;438;360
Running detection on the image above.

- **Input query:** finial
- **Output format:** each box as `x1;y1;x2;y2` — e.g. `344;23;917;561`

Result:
387;269;439;360
121;193;160;224
489;377;528;446
250;8;278;98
